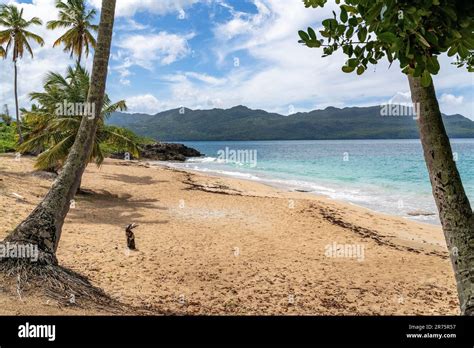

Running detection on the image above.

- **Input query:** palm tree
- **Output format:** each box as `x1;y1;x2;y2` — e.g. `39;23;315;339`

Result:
4;0;117;265
47;0;98;65
0;46;5;106
0;4;44;144
19;65;138;176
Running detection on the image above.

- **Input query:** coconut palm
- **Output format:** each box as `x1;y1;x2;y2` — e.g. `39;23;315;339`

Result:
0;46;5;106
0;4;44;143
19;65;138;174
4;0;117;264
47;0;98;65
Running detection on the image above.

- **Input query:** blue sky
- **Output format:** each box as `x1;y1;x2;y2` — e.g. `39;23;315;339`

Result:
0;0;473;119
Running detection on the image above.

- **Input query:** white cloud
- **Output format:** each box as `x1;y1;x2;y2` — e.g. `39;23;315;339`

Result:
184;72;227;85
88;0;200;17
115;18;150;31
1;0;472;121
438;92;472;117
440;93;464;106
126;94;164;114
214;0;271;40
116;32;195;69
152;0;473;119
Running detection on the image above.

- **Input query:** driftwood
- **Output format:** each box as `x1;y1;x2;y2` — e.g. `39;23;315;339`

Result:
125;223;138;250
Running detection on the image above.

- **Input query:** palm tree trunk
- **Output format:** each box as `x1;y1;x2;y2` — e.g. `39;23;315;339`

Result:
3;0;117;265
408;75;474;315
76;177;82;194
77;48;82;67
14;60;23;144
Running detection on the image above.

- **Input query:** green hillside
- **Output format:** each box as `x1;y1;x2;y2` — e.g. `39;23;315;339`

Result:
108;105;474;141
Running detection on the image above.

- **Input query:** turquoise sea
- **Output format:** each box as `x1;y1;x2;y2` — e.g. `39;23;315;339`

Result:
162;139;474;224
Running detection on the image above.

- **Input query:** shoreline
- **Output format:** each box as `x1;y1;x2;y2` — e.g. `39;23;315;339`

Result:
0;154;458;315
152;160;440;226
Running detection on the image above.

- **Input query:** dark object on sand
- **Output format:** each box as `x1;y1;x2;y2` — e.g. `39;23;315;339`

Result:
125;223;138;250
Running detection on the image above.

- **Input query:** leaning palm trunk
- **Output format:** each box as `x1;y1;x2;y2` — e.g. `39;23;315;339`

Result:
409;76;474;315
14;60;23;143
4;0;117;265
77;42;83;66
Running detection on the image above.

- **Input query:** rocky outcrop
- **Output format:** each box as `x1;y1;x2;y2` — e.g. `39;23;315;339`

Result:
111;143;203;162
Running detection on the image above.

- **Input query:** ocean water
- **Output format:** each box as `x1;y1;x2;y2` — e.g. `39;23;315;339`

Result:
161;140;474;225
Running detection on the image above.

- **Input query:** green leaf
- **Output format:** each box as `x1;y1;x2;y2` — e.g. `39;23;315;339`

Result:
348;17;358;26
358;27;367;42
414;64;423;77
463;36;474;49
356;66;365;75
348;58;358;67
308;27;317;41
426;55;440;74
452;30;462;39
342;65;356;73
421;70;432;87
341;4;357;14
340;8;348;23
308;40;322;48
458;44;468;59
424;32;438;46
366;2;384;22
378;32;398;43
416;33;431;48
298;30;310;42
322;18;337;29
346;26;354;38
447;45;458;57
459;18;470;28
442;7;457;21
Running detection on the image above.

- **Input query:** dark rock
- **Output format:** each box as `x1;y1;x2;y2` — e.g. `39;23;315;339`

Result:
111;143;203;162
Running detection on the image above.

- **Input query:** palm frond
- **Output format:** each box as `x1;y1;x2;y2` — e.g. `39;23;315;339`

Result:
0;4;44;61
35;134;76;171
22;65;138;171
47;0;98;62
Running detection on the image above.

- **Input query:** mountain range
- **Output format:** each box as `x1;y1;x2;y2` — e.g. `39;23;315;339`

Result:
108;105;474;141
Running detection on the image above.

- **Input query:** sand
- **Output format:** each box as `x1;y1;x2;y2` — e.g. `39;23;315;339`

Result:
0;154;459;315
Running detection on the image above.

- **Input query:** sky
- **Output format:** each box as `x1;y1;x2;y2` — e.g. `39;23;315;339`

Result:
0;0;473;119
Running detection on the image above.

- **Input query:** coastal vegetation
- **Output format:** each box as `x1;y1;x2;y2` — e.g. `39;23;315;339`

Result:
0;4;44;143
47;0;98;66
0;120;16;153
18;65;139;173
